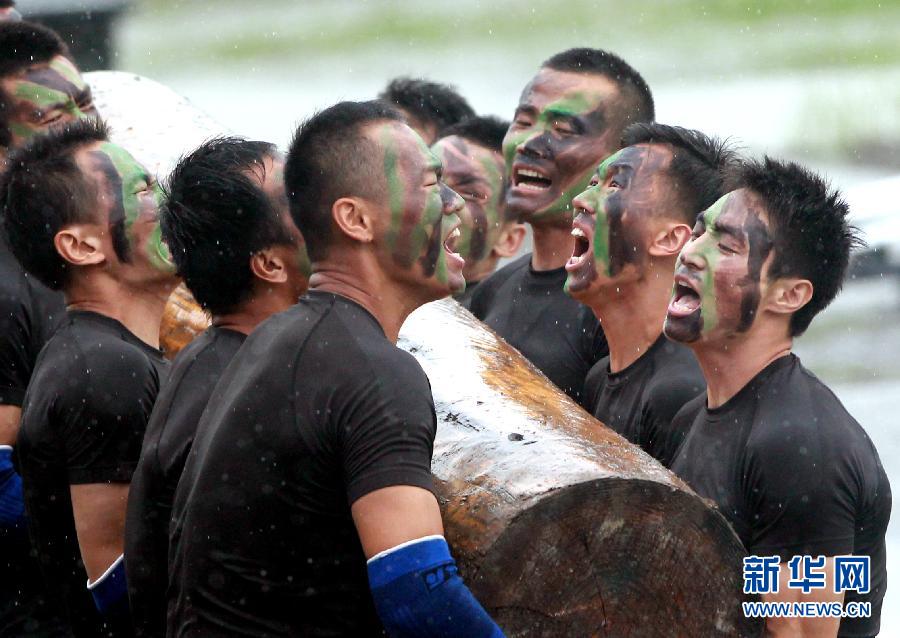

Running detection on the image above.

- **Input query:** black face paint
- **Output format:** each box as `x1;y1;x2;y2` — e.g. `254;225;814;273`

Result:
87;150;131;263
419;183;460;278
736;209;773;332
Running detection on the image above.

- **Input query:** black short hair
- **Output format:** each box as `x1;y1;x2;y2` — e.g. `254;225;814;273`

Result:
1;117;108;290
436;116;510;153
378;77;475;134
0;1;16;10
161;137;295;317
285;100;403;262
543;48;655;125
0;21;70;147
622;123;737;224
728;157;864;337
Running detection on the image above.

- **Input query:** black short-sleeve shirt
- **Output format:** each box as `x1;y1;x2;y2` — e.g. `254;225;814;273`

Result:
583;335;704;466
670;354;891;637
17;310;168;637
468;253;608;402
0;235;65;407
125;326;246;637
0;237;70;636
168;292;437;637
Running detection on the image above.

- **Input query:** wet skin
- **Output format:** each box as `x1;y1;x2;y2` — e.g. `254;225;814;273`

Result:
81;142;176;279
2;55;95;146
431;135;506;280
664;189;774;344
502;68;626;227
376;122;466;295
565;144;674;298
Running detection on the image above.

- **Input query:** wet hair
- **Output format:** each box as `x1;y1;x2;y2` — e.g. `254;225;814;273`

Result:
542;48;655;125
285;100;403;262
378;77;475;136
622;123;737;224
436;116;509;153
161;137;295;316
1;117;108;290
728;156;864;336
0;20;70;147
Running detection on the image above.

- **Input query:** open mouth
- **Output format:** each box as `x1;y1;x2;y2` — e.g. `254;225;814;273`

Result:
513;167;552;191
571;226;590;258
668;282;702;317
443;227;460;254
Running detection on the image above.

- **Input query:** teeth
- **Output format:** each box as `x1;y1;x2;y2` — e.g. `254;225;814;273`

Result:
450;228;460;239
519;183;547;191
517;169;544;179
571;228;586;238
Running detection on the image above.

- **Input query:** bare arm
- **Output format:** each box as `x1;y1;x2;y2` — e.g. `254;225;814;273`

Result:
351;485;444;558
70;482;130;581
762;557;843;638
0;404;21;447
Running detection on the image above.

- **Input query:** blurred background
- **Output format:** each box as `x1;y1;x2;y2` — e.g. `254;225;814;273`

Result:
18;0;900;631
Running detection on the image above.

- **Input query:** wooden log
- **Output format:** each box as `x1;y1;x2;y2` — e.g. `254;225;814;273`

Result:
398;299;761;637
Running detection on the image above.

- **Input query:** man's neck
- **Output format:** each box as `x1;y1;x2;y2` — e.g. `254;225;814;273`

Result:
463;255;500;286
213;290;293;336
530;223;574;271
692;328;793;409
309;259;425;344
65;278;176;348
591;268;671;373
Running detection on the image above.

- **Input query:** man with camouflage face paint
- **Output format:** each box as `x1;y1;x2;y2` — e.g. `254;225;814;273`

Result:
567;123;733;466
432;116;526;308
469;48;655;402
168;102;503;637
0;20;100;636
667;158;891;637
2;118;179;635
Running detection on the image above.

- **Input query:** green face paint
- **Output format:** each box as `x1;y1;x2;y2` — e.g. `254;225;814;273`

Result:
377;122;464;293
87;142;175;274
503;68;621;227
4;55;94;145
432;136;506;278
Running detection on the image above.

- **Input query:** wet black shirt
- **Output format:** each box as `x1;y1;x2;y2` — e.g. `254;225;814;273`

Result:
583;335;704;466
168;292;437;637
1;236;70;637
670;355;891;637
17;311;167;637
125;326;246;637
468;253;608;402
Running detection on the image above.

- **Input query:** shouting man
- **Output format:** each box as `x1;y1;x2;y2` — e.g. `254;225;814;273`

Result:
2;118;179;636
469;48;654;402
667;158;891;637
125;137;311;636
168;102;502;637
566;124;733;465
432;116;526;307
0;21;96;633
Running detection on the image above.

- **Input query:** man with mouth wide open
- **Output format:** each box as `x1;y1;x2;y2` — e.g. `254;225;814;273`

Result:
566;123;734;466
167;101;503;637
667;158;891;637
468;47;654;403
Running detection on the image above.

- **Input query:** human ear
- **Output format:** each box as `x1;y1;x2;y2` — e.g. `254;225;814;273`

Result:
492;223;527;258
332;197;375;244
249;248;288;284
765;277;813;316
648;223;691;258
54;225;106;267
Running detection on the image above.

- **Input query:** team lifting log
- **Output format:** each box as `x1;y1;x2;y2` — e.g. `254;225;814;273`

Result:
94;70;761;636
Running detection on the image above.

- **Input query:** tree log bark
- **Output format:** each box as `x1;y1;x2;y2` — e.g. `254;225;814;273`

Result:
398;299;761;637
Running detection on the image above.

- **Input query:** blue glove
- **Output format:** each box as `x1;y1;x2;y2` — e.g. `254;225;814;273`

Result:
0;445;26;529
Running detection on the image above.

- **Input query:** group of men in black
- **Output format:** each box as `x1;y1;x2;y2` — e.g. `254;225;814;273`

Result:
0;9;891;638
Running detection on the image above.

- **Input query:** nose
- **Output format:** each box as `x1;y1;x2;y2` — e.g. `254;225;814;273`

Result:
519;130;551;160
572;192;594;217
441;184;465;216
679;237;704;270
